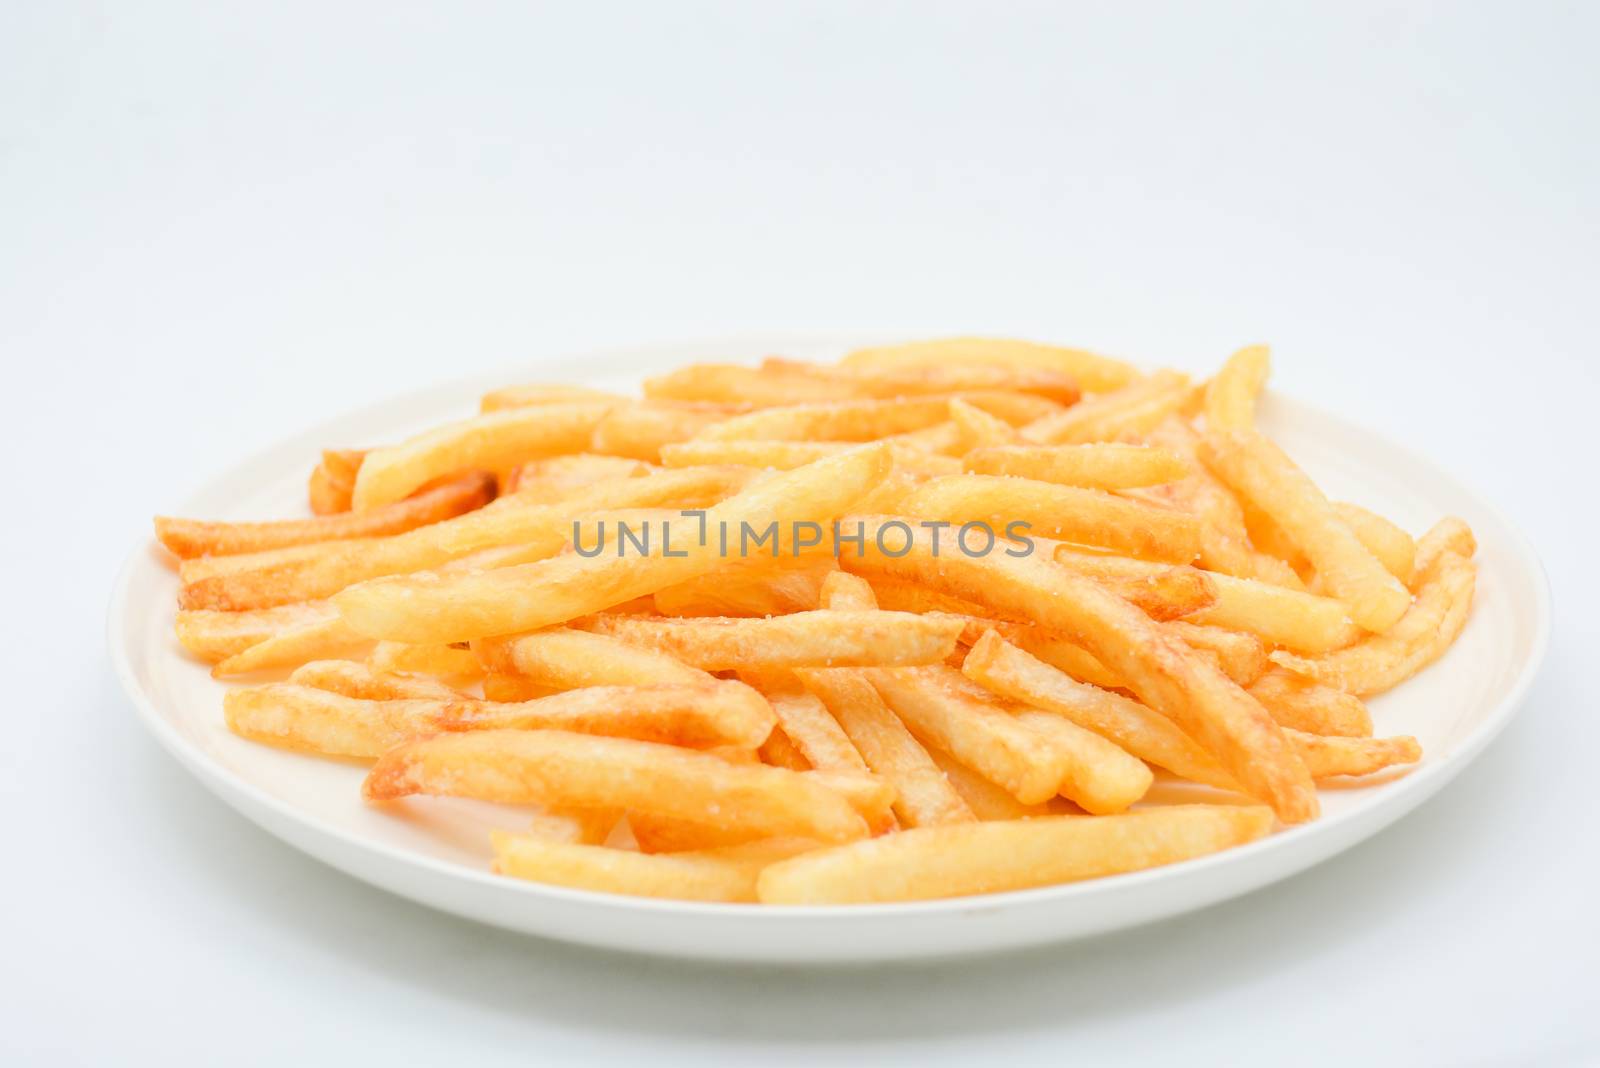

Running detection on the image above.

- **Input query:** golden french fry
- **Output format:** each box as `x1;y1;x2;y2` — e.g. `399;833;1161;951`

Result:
1410;516;1476;583
961;631;1236;791
1203;345;1270;431
1200;429;1410;632
369;641;482;678
492;831;821;902
963;443;1189;489
694;398;955;443
505;454;651;499
923;747;1052;820
1052;545;1361;654
478;383;624;412
590;401;738;462
364;730;870;843
578;610;963;670
482;673;551;702
1289;732;1421;780
333;445;894;643
1019;370;1189;445
308;448;366;514
288;659;461;700
1333;502;1416;585
895;474;1202;564
352;401;614;510
1162;621;1268;687
757;805;1274;904
645;363;858;407
157;473;494;560
1270;546;1476;696
476;627;710;689
1011;708;1154;814
762;357;1083;404
1247;669;1372;737
224;683;448;757
521;806;620;846
653;551;838;617
181;466;751;611
174;601;341;664
736;670;869;773
177;540;342;584
838;337;1139;394
948;398;1019;450
757;725;811;771
838;518;1317;822
211;614;369;677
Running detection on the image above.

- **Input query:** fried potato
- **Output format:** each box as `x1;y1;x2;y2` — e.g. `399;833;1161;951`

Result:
577;610;963;670
364;730;870;843
1333;502;1416;585
288;659;462;700
589;401;739;462
174;601;341;664
1019;370;1190;445
1011;707;1155;814
504;454;651;499
308;448;366;514
653;551;838;617
757;805;1275;904
333;444;894;643
1289;732;1422;780
838;337;1140;393
948;398;1020;451
1162;621;1268;687
962;443;1190;489
645;363;860;407
693;398;956;443
158;472;493;559
211;614;369;677
491;832;817;902
521;806;621;845
1247;669;1372;737
763;356;1083;405
1202;345;1271;431
478;383;625;412
896;474;1203;564
1270;544;1476;696
352;402;615;510
839;517;1317;822
923;747;1053;821
476;627;710;689
368;641;482;679
1200;429;1410;632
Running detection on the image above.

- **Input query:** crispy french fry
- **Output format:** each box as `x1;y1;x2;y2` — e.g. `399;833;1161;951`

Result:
521;806;620;845
1163;621;1268;687
1203;345;1270;431
694;398;955;443
482;673;551;702
308;449;366;515
478;383;624;412
1011;708;1154;814
653;551;838;617
505;454;651;499
757;805;1274;904
181;466;752;611
949;398;1020;450
838;337;1139;394
839;518;1317;822
157;473;494;560
476;627;710;689
288;659;462;700
1270;546;1476;696
590;401;738;462
763;357;1083;405
1019;370;1189;445
352;402;615;510
924;747;1052;820
757;725;812;772
577;610;963;670
736;670;869;774
1333;502;1416;585
963;443;1189;489
1247;669;1372;737
645;363;858;407
364;730;870;843
212;614;369;677
491;831;816;902
1200;429;1410;632
369;641;482;678
1052;545;1361;654
895;474;1202;565
333;445;894;643
1289;732;1421;779
174;601;341;664
961;631;1237;791
1411;516;1476;583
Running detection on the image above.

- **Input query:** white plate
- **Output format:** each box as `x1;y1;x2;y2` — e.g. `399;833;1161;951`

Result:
109;335;1551;963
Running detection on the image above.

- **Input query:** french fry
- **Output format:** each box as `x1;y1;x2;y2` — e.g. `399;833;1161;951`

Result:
522;806;621;845
1247;669;1372;737
1200;429;1410;632
577;610;963;670
1289;732;1422;780
288;659;461;700
694;398;955;443
178;540;347;584
736;669;869;773
1333;502;1416;585
1202;345;1271;431
924;747;1053;820
491;832;815;902
757;805;1275;904
351;402;615;510
839;518;1317;822
757;725;812;772
363;730;870;843
1410;516;1476;583
157;473;494;560
763;357;1083;405
1162;621;1268;687
896;474;1202;564
1270;542;1475;695
181;466;752;611
505;454;650;499
369;641;482;679
174;601;341;664
478;383;624;412
1011;708;1154;814
332;445;894;643
963;443;1189;489
590;401;738;462
866;665;1075;805
645;363;857;407
476;627;710;689
224;684;449;757
308;448;366;514
961;631;1237;791
482;673;552;702
948;398;1020;450
1019;370;1189;445
838;337;1140;393
1052;545;1361;654
653;551;837;617
211;614;369;677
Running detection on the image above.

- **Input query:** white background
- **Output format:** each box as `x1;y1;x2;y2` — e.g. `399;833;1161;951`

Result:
2;2;1596;1064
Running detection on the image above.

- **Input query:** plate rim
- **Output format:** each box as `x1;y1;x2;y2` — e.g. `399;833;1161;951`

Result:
107;333;1554;928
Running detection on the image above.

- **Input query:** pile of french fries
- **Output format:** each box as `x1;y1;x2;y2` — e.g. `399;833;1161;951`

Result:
156;338;1477;905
